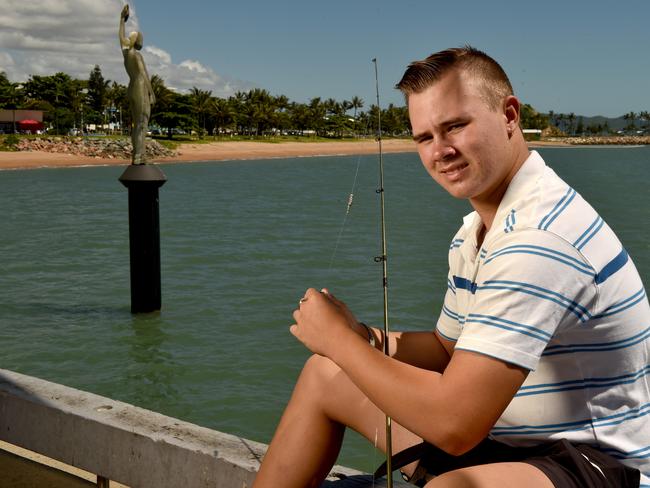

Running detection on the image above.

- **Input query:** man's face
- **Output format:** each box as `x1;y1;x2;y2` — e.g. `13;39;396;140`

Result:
408;69;519;211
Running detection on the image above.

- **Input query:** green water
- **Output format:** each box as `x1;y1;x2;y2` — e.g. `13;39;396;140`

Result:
0;147;648;471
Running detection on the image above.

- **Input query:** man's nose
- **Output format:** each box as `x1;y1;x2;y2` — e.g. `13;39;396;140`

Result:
433;141;456;161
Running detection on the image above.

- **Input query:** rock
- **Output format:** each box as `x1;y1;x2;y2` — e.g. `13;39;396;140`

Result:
14;136;177;160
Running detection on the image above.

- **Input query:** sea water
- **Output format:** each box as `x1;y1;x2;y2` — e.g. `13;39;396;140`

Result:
0;146;648;471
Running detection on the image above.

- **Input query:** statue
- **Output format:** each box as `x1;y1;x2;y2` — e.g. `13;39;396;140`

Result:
119;4;155;165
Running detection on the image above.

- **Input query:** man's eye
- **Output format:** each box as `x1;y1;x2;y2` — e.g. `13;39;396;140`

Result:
449;124;464;132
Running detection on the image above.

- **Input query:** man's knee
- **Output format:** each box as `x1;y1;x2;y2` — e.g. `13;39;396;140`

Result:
302;354;342;386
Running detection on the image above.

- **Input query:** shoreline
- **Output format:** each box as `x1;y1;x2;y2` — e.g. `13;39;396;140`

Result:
0;138;582;171
0;139;415;171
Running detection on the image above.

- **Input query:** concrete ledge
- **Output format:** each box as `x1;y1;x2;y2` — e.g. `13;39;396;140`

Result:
0;369;404;487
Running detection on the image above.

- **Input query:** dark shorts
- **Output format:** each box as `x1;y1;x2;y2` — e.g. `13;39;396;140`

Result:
375;438;640;488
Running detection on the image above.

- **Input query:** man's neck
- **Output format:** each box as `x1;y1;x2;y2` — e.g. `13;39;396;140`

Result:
472;146;530;234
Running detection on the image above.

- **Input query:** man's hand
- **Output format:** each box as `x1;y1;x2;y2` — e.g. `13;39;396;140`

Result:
121;4;130;21
290;288;360;358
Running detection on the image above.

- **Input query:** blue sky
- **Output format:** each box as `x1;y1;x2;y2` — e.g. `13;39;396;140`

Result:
1;0;648;117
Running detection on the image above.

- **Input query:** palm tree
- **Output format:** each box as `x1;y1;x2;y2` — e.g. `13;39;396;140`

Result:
308;97;326;136
189;87;213;138
209;97;236;135
350;96;364;136
623;111;637;132
150;75;172;119
289;102;310;135
273;95;290;135
567;113;576;136
547;110;555;128
243;88;275;135
67;79;88;132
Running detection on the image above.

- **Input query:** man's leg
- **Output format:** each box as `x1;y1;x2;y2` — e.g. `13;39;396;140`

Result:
425;462;554;488
253;354;422;488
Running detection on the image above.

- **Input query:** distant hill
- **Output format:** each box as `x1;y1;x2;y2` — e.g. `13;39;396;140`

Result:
544;113;648;135
579;115;626;131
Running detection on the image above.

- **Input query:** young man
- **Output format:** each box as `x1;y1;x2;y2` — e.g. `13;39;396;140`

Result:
253;47;649;488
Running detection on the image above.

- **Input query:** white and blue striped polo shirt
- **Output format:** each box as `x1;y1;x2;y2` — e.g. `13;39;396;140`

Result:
437;151;650;484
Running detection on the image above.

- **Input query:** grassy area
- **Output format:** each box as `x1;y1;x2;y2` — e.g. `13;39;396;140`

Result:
153;138;181;151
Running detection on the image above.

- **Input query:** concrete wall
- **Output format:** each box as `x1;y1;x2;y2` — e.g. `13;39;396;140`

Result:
0;368;390;488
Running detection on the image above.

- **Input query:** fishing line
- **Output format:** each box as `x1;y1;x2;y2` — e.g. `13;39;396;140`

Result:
327;153;363;272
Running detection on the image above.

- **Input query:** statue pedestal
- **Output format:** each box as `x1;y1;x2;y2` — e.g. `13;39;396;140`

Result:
119;164;167;313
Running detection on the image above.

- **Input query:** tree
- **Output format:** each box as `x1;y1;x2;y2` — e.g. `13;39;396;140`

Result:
308;97;325;136
149;75;174;133
67;78;88;132
106;81;128;133
209;97;237;135
22;72;77;134
623;111;637;132
189;86;212;138
289;102;310;135
87;65;110;124
156;92;194;139
379;104;410;136
350;96;364;136
567;113;576;135
0;72;25;133
273;94;291;134
243;88;276;135
547;110;555;128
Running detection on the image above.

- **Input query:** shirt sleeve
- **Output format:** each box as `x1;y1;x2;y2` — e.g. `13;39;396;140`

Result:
454;229;598;370
435;268;462;342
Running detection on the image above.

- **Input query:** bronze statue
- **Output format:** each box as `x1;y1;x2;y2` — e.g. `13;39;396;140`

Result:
119;4;155;164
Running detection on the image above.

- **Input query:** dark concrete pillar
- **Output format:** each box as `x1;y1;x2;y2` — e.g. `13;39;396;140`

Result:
119;164;167;313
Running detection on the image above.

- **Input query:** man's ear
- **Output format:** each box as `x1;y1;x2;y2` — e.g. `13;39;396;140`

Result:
503;95;520;135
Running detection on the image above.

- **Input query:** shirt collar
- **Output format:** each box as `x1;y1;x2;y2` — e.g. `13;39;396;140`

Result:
496;150;546;214
459;150;546;258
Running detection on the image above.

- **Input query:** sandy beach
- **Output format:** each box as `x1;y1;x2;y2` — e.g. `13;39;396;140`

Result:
0;139;418;171
0;138;571;171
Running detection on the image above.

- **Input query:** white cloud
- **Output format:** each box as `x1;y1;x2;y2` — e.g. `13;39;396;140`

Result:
178;60;208;74
0;0;250;98
144;46;172;65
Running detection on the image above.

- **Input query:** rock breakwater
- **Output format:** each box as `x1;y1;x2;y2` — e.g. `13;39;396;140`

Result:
16;137;176;160
547;136;650;145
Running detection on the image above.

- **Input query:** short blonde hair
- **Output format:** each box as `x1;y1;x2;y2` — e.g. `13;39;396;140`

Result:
396;46;513;110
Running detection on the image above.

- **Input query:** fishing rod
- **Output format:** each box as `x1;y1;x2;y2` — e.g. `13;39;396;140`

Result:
372;57;393;488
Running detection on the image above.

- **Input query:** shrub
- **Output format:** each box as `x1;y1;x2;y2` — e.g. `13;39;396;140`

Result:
1;134;20;151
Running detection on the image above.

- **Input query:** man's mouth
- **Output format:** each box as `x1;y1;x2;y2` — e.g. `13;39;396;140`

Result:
440;162;469;178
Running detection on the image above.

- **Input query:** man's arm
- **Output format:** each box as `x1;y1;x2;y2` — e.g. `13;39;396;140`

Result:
369;327;452;373
325;290;451;372
336;340;527;455
291;288;527;455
